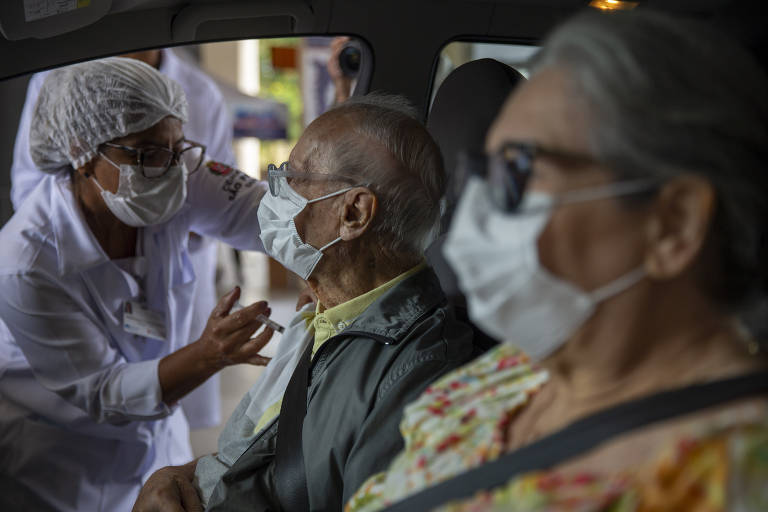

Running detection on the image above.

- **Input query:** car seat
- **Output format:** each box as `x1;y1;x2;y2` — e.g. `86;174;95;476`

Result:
424;58;525;350
427;58;525;232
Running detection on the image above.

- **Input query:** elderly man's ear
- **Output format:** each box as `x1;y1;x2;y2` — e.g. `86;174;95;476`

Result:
339;188;378;241
642;175;716;280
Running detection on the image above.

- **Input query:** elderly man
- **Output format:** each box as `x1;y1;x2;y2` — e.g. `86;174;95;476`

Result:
134;94;479;512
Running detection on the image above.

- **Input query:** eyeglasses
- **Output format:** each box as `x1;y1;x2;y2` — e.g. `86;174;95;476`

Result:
455;141;598;212
266;162;363;197
101;139;206;178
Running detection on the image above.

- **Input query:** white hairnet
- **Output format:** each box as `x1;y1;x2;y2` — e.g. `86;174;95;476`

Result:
29;57;188;172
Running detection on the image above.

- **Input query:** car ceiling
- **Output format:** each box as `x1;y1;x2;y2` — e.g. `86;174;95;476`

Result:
1;0;763;114
0;0;764;225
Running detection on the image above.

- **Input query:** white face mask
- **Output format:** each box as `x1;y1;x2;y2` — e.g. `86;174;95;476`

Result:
257;177;351;280
443;177;647;361
94;154;188;227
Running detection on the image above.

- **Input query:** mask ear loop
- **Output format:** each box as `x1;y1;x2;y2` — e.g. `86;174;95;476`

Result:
556;179;658;207
88;151;130;196
98;151;122;171
306;186;355;204
306;186;365;252
590;267;646;303
319;236;343;252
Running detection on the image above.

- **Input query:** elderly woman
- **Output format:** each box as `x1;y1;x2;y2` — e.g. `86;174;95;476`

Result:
346;10;768;512
0;58;274;512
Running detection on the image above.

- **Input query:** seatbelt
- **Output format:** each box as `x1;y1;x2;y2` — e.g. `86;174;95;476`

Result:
383;370;768;512
274;340;313;511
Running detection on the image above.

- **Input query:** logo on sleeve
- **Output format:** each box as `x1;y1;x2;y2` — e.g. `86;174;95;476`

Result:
207;161;234;176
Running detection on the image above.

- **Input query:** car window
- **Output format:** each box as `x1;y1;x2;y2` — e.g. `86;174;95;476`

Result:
0;34;366;303
191;36;366;180
0;35;366;226
430;41;539;108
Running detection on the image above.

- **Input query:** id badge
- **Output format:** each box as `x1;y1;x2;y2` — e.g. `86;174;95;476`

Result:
123;301;167;341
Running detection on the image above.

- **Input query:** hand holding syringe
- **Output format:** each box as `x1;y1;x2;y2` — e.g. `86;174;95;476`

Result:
231;301;285;333
181;287;278;381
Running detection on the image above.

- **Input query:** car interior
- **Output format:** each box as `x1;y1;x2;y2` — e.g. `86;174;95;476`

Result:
0;0;766;508
1;0;766;220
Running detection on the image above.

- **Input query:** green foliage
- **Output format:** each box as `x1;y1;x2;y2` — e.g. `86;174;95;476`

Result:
258;38;303;169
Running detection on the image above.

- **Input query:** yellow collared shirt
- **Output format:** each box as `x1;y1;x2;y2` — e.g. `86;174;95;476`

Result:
252;262;425;435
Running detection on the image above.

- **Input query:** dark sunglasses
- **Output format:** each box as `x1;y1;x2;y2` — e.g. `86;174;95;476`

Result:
454;141;597;213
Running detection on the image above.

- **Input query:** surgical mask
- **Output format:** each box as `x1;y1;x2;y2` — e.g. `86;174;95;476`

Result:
94;154;188;227
443;177;648;360
258;177;351;280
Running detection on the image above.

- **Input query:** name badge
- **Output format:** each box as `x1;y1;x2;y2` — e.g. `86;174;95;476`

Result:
123;301;167;341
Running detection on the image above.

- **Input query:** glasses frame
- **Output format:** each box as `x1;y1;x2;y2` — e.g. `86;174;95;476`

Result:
266;161;364;197
459;141;598;213
101;138;207;178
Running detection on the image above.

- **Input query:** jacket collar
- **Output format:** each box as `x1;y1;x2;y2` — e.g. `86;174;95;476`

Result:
339;266;445;346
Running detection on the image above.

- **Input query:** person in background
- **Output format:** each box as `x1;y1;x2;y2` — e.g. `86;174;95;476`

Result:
0;58;274;512
327;36;354;106
10;48;234;430
133;93;480;512
346;10;768;512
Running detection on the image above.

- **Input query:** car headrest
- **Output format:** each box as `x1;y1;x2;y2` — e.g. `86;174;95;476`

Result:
425;58;524;320
427;58;525;229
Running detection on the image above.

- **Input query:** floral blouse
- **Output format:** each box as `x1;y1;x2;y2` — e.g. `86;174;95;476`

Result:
346;344;549;511
345;344;768;512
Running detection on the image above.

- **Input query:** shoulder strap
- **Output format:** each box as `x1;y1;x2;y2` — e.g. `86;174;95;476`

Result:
383;370;768;512
274;340;313;511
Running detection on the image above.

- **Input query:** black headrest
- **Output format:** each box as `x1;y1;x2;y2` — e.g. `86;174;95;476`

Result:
427;58;525;223
424;58;524;333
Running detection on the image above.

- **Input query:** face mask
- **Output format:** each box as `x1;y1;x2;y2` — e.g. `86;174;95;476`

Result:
443;177;646;361
257;177;351;280
94;154;188;227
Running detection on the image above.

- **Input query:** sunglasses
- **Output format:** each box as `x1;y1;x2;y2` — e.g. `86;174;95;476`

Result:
454;141;601;212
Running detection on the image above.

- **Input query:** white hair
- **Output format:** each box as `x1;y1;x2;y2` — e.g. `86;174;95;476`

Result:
324;92;446;257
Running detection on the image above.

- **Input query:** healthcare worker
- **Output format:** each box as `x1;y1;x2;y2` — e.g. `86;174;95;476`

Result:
0;57;273;512
10;48;234;431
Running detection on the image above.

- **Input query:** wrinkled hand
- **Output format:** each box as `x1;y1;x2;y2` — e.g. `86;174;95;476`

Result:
132;465;201;512
200;287;274;370
296;284;318;311
327;36;353;104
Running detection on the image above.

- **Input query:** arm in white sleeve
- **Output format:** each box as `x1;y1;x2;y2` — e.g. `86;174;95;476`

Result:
0;272;172;424
201;85;235;165
186;164;267;252
11;72;48;210
163;48;235;165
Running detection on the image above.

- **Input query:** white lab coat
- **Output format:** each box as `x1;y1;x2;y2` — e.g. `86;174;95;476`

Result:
0;163;266;512
10;48;236;430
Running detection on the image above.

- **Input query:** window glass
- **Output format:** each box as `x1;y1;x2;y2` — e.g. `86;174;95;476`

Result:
0;35;367;457
182;37;364;305
1;34;367;334
192;36;364;180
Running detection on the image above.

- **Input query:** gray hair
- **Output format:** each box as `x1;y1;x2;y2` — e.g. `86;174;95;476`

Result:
533;10;768;311
324;93;446;257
